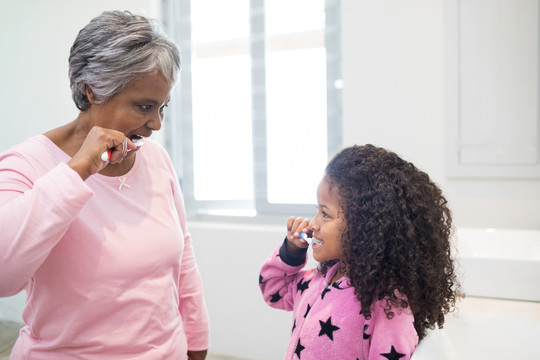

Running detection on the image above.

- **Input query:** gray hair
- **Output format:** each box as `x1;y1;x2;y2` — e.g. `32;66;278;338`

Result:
69;10;181;111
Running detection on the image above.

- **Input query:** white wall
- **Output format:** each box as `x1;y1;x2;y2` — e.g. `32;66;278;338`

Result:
188;222;293;359
341;0;540;230
0;0;161;151
1;1;540;359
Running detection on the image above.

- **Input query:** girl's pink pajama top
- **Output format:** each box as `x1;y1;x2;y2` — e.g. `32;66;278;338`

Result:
259;240;418;360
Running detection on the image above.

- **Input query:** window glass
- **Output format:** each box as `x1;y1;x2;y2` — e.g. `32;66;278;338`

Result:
190;0;253;200
265;0;327;204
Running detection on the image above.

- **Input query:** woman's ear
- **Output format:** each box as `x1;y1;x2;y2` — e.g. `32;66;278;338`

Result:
85;85;96;104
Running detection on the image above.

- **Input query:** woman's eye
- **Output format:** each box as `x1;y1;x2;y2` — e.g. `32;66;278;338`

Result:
139;105;152;112
322;211;330;219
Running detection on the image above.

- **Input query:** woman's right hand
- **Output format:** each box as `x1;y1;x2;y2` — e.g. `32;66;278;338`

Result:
67;126;135;180
285;216;311;254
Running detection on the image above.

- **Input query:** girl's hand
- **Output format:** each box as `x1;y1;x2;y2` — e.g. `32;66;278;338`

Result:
68;126;136;180
285;216;310;254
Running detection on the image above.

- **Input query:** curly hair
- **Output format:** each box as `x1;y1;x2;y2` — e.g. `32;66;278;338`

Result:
319;144;462;340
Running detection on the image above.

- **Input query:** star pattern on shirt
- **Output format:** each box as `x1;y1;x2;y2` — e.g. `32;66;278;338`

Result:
363;324;371;340
303;303;312;318
318;316;340;340
381;345;406;360
259;274;263;284
321;286;331;299
294;338;305;358
292;319;297;333
270;291;282;303
297;278;311;294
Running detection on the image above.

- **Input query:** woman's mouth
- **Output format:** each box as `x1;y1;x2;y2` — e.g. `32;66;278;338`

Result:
129;134;146;147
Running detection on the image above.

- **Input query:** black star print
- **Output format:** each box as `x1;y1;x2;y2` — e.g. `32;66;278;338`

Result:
381;345;405;360
270;291;282;303
292;319;297;333
294;338;305;358
297;278;311;294
318;316;340;340
303;304;312;318
363;324;371;340
331;280;344;290
259;274;263;284
297;279;304;291
321;287;331;299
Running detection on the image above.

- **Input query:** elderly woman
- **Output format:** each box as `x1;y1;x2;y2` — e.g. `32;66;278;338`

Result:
0;11;209;360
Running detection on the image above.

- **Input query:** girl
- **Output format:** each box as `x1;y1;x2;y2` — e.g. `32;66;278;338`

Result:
259;144;461;359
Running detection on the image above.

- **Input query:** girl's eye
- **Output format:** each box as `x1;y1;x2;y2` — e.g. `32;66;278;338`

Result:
139;105;152;112
315;205;330;219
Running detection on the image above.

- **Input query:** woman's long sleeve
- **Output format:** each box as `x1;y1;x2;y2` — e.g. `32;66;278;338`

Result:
173;178;209;351
0;154;93;296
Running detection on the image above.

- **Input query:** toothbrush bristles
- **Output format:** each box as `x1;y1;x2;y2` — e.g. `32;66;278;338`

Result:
299;232;321;245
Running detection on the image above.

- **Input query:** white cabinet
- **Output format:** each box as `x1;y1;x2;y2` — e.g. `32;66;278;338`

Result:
445;0;540;178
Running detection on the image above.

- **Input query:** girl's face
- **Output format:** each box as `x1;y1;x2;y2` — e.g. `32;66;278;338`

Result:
308;177;346;263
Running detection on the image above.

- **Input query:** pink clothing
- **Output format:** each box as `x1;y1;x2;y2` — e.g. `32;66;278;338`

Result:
0;135;209;359
259;242;418;360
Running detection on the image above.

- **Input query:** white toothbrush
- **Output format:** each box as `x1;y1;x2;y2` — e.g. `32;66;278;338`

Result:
101;137;145;162
299;232;323;245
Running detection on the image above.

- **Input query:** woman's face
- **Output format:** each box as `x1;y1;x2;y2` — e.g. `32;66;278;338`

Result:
89;72;172;155
308;177;347;263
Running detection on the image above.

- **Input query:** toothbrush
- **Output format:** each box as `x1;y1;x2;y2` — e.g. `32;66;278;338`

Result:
299;232;323;245
101;137;145;162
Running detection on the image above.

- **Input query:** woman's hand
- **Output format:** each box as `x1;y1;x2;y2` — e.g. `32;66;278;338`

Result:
285;216;311;254
68;126;136;180
187;349;207;360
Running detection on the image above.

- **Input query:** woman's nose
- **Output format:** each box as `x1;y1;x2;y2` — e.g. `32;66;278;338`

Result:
147;112;162;131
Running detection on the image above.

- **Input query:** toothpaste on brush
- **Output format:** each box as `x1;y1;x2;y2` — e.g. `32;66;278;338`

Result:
101;137;146;162
299;232;323;245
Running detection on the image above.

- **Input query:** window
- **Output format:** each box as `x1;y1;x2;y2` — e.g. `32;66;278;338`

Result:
162;0;342;216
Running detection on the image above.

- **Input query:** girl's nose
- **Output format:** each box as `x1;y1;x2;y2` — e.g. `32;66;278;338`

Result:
308;217;319;232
